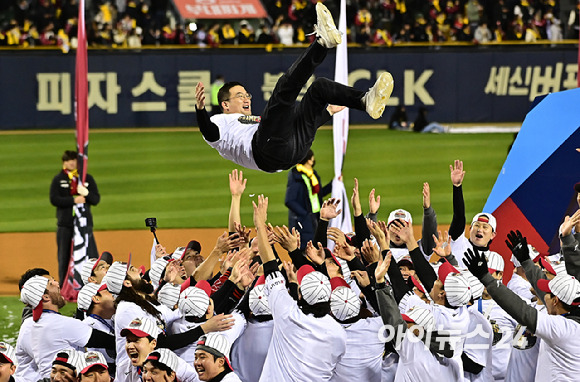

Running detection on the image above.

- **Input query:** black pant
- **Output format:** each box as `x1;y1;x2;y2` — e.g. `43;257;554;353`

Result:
57;225;98;287
252;42;366;172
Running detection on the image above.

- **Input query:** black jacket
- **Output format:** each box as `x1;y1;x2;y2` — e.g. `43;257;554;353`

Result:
49;171;100;227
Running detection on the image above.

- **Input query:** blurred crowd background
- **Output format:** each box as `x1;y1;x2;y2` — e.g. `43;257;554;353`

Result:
0;0;578;49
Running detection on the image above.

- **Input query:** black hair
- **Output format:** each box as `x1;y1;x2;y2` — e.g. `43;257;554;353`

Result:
297;299;331;318
18;268;50;291
115;283;162;321
61;150;78;162
143;358;175;376
299;149;314;165
217;81;245;111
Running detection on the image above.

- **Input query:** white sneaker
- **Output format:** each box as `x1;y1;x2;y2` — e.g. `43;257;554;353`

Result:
362;72;394;119
314;2;342;49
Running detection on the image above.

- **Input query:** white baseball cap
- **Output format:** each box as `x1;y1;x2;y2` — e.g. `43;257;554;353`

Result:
471;213;497;231
77;282;107;312
0;342;16;365
145;348;178;373
20;275;49;322
52;349;83;374
171;247;186;261
486;251;505;273
102;262;127;295
537;274;580;305
81;259;98;285
178;280;211;318
402;306;435;331
158;283;180;309
120;317;161;339
438;261;471;307
330;277;360;321
79;351;108;375
249;275;271;316
196;333;233;371
150;256;172;287
297;265;331;305
462;270;484;300
388;209;413;226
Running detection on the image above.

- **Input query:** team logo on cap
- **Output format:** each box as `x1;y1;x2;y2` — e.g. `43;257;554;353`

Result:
129;318;142;328
395;212;406;219
85;353;99;363
0;344;6;352
477;215;490;223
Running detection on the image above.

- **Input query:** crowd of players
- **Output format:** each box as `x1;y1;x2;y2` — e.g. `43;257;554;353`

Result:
3;161;580;381
0;0;575;48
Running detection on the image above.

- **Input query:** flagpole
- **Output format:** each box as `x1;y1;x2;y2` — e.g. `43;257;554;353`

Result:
329;0;353;244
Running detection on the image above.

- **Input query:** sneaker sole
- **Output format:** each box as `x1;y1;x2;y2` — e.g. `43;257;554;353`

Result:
316;3;342;47
368;72;394;119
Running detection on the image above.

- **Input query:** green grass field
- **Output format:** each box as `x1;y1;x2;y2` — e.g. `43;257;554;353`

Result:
0;128;514;233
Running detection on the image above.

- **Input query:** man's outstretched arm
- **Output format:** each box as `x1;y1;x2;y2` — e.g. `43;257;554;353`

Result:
195;82;220;142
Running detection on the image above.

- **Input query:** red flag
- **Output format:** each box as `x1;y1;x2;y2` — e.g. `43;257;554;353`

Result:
62;0;90;301
76;0;88;182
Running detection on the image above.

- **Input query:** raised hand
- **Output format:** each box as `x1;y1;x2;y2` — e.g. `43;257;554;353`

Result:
271;225;299;252
351;178;362;216
390;220;415;245
229;169;247;196
351;270;370;288
283;261;298;284
305;241;325;265
369;188;381;214
560;209;580;237
215;232;243;253
449;159;465;187
252;195;268;226
327;227;347;247
195;82;206;109
432;230;451;258
505;230;529;264
374;251;392;284
155;244;168;259
422;182;431;209
464;248;489;279
367;219;389;251
320;198;342;220
361;239;380;265
234;221;251;247
334;242;356;262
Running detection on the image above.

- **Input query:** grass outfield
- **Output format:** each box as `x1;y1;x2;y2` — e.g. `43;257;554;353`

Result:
0;128;514;233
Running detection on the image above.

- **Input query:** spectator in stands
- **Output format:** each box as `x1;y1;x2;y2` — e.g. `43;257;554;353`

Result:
220;21;236;44
238;20;255;44
389;105;409;130
474;21;493;43
276;17;294;45
256;23;275;44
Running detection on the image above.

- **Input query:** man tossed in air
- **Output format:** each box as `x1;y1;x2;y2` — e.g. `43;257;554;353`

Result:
195;3;394;173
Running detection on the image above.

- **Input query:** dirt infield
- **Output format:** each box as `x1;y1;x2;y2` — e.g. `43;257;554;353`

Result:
0;225;429;296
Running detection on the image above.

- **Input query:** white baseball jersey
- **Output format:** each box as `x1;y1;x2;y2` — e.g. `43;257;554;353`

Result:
176;354;200;382
470;299;518;381
84;314;115;365
330;316;384;382
389;246;431;263
259;271;347;381
463;308;494;382
394;330;462;382
206;113;260;171
168;317;202;363
504;303;545;382
221;371;243;381
14;312;92;378
231;319;274;382
506;273;534;301
450;236;499;269
533;309;580;381
114;300;181;381
14;318;41;382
